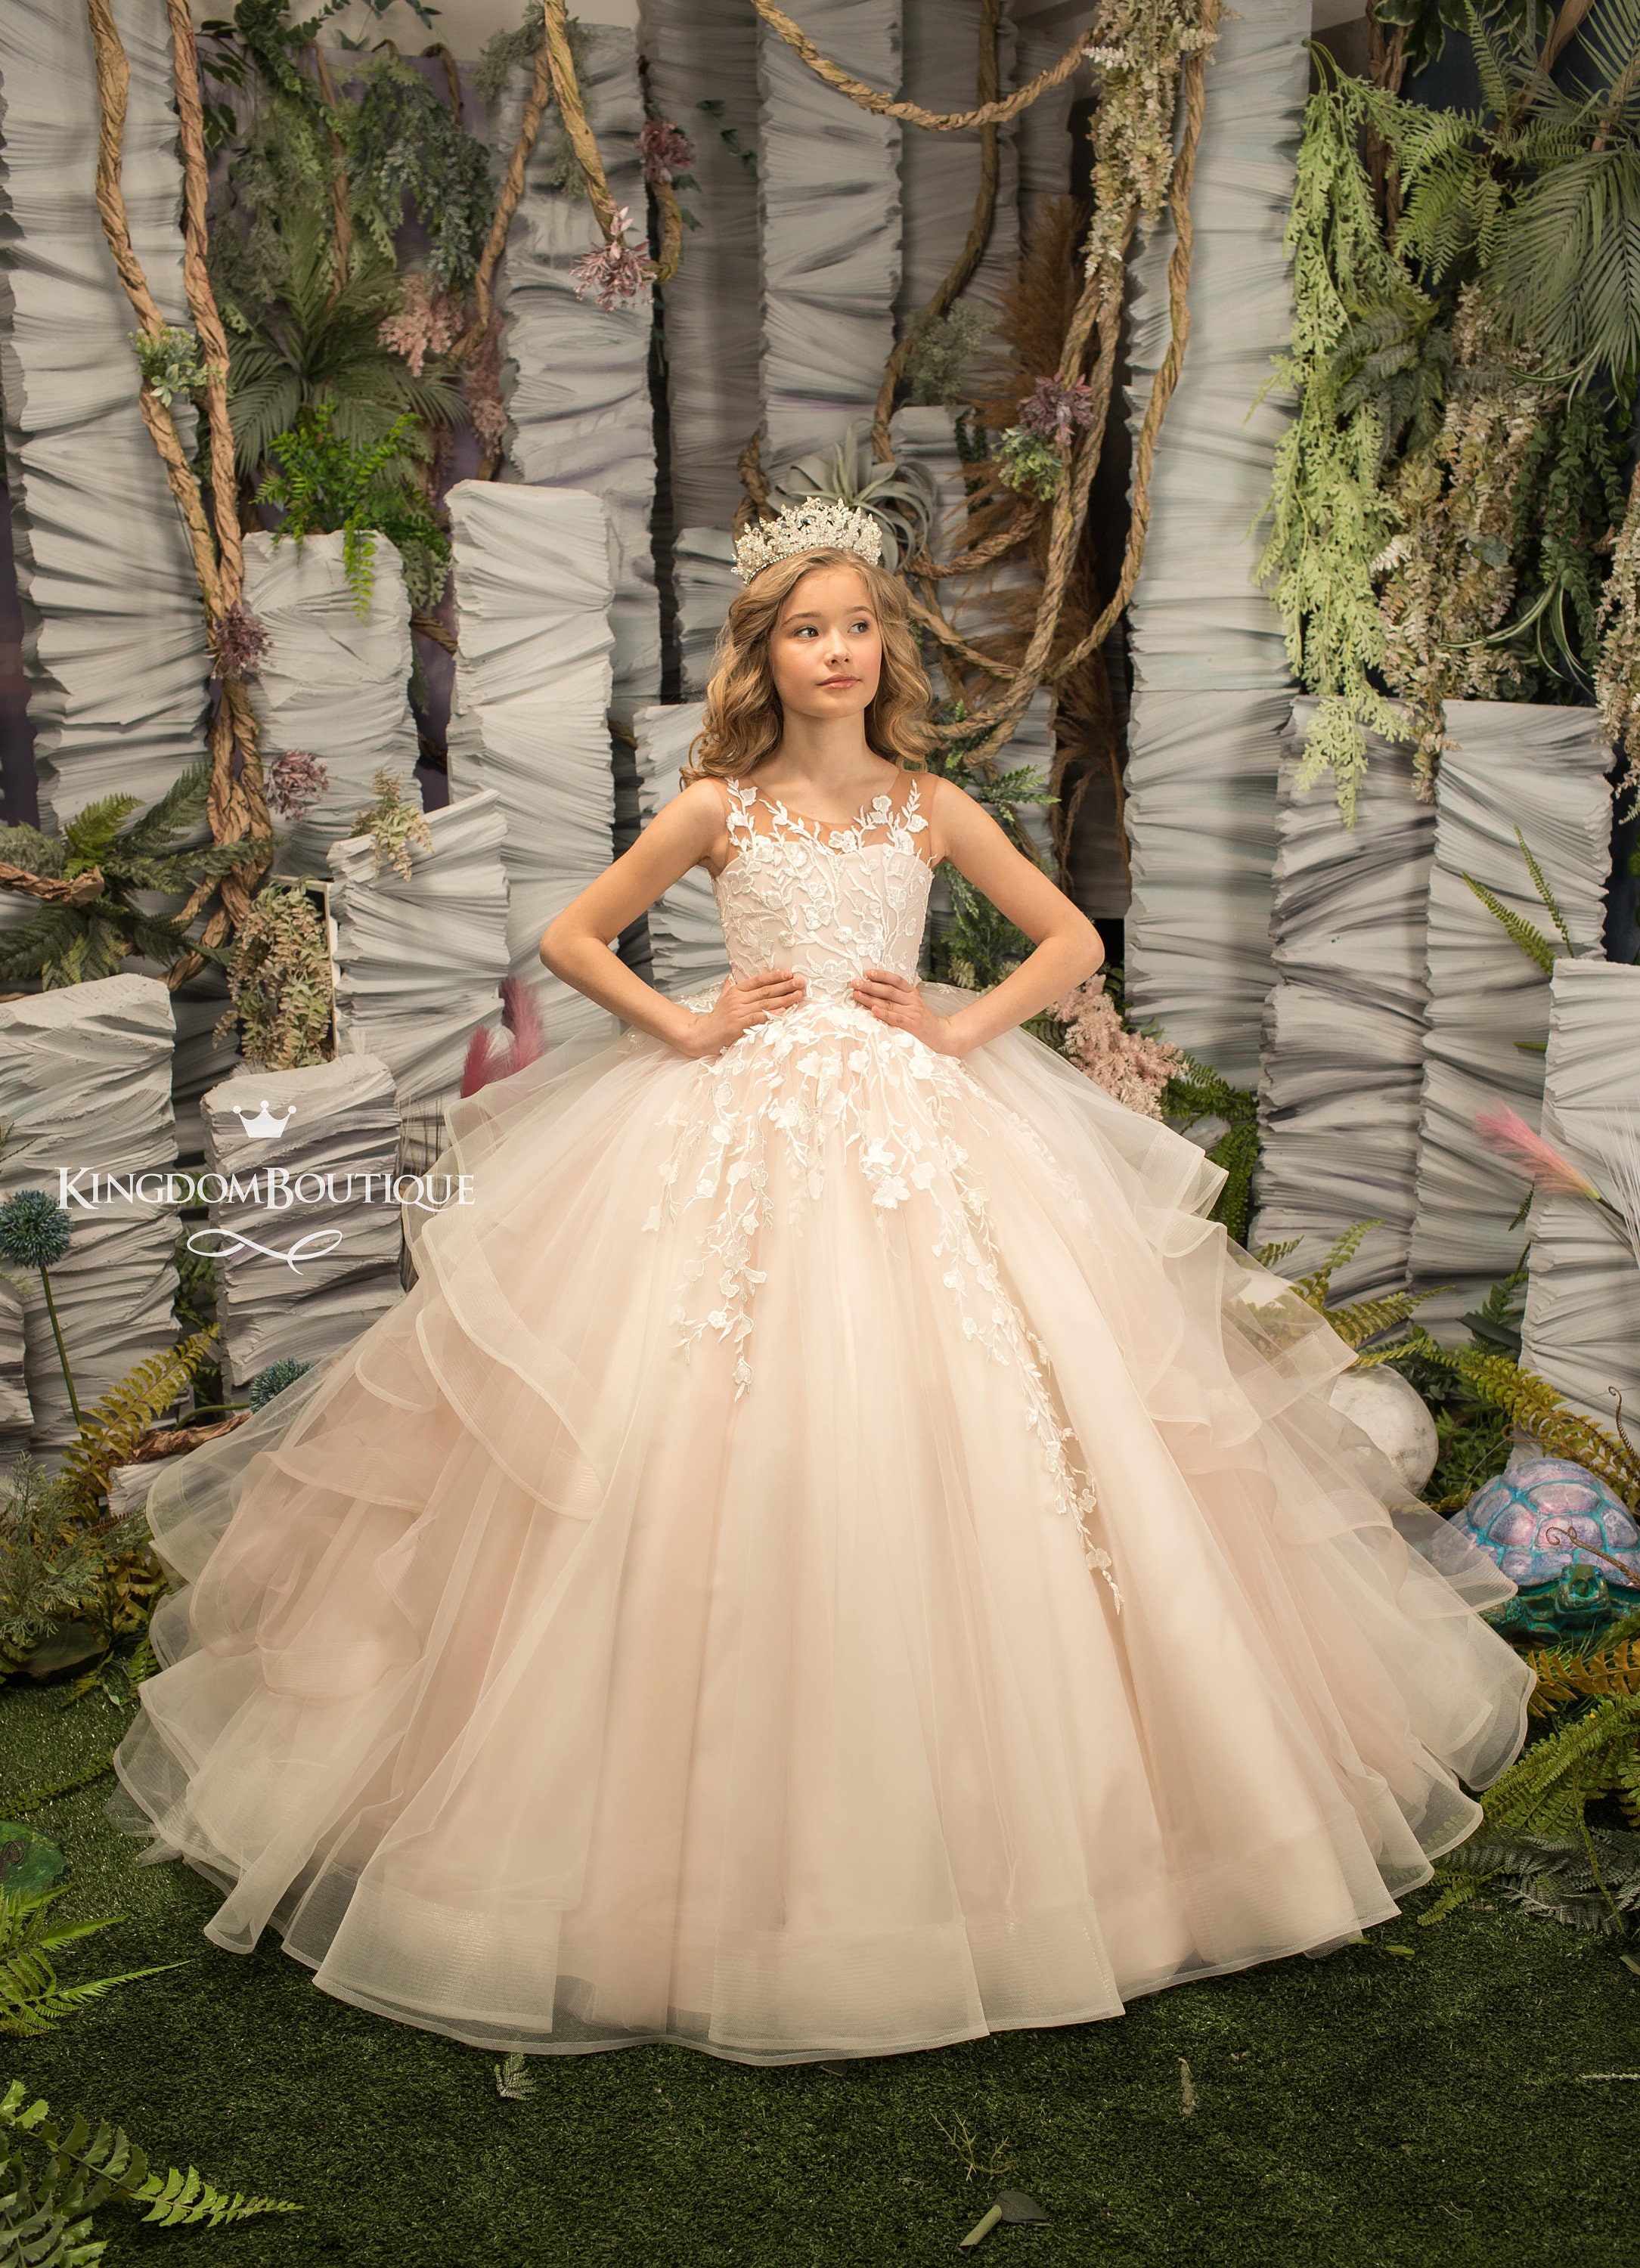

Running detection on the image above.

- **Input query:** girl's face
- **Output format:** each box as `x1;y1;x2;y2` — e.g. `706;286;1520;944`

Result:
767;565;882;726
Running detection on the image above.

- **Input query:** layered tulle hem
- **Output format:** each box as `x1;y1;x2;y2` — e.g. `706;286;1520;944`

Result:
108;999;1533;2063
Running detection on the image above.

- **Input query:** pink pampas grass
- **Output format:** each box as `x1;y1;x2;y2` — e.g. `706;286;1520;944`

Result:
460;979;547;1098
1472;1101;1604;1201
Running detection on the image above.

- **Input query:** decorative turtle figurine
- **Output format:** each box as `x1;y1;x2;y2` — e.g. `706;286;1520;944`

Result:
1454;1452;1640;1642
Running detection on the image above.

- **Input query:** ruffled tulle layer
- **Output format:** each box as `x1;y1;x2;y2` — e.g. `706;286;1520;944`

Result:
111;992;1531;2062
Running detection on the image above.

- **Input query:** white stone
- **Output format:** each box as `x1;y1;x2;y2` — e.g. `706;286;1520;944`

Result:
1329;1364;1440;1498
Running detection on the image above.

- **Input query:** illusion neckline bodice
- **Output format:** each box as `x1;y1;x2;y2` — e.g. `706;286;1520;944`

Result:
718;772;937;869
710;773;935;999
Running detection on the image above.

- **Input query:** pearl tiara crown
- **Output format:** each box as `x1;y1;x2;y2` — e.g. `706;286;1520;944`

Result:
731;497;883;584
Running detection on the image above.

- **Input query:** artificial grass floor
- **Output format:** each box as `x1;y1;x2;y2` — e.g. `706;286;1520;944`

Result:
2;1681;1632;2268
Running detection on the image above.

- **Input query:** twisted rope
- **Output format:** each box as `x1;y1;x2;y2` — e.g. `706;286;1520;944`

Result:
85;0;272;976
464;0;647;355
163;0;241;610
749;0;1096;131
1047;2;1218;688
921;0;1220;758
870;0;1003;461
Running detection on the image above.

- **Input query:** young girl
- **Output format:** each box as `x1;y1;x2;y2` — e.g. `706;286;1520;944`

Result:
113;503;1530;2067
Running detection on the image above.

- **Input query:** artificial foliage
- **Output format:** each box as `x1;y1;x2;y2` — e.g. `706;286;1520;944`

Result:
0;2077;299;2249
1260;5;1640;811
0;1892;180;2042
217;881;333;1070
200;3;475;482
129;324;209;411
1397;1329;1640;1509
352;767;433;881
1463;823;1576;973
0;767;259;988
1423;1691;1640;1926
904;305;996;409
0;1330;219;1686
257;403;451;614
1158;1058;1262;1246
1276;1219;1434;1352
0;1195;79;1427
346;53;494;294
775;427;939;575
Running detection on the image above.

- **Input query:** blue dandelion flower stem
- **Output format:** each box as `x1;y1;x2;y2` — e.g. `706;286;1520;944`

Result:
37;1265;81;1428
0;1191;80;1424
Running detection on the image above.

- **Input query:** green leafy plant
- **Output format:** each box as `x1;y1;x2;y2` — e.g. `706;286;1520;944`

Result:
0;2075;300;2248
0;1892;182;2040
1462;825;1577;974
1260;7;1640;810
905;304;997;408
217;881;334;1070
0;1331;219;1682
258;402;451;612
0;1194;79;1424
775;425;940;573
1273;1218;1436;1354
994;426;1066;501
1421;1692;1640;1927
1160;1058;1262;1246
346;52;493;294
129;325;209;409
351;767;432;881
1393;1330;1640;1510
0;764;260;988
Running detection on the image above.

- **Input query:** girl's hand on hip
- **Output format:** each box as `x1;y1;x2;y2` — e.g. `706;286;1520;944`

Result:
675;968;806;1058
850;969;970;1056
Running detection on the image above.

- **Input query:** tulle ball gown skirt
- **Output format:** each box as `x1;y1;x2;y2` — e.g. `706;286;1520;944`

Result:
111;994;1531;2065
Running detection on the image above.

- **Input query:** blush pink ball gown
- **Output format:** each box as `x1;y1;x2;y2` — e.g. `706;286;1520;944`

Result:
112;773;1531;2064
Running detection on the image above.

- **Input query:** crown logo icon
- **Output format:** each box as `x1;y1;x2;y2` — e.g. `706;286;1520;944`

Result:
232;1099;297;1141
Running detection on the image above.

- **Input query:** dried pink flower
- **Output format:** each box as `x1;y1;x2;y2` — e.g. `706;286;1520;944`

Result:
464;305;507;455
1473;1101;1604;1202
212;602;271;683
1055;976;1183;1119
1018;376;1096;448
572;209;654;312
460;978;547;1097
638;116;694;187
378;271;463;380
265;748;330;823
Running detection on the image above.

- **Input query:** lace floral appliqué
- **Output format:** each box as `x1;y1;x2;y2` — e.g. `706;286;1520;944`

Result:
643;773;1121;1610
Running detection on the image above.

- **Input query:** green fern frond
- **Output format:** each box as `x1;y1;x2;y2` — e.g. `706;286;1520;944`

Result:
0;2084;300;2231
1327;1287;1432;1349
1484;1693;1640;1839
1404;1334;1640;1507
1291;1219;1378;1309
1253;1238;1303;1269
1462;872;1558;974
1514;826;1574;949
58;1328;219;1514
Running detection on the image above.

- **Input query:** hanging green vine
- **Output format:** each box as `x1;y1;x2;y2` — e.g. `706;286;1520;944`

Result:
1260;6;1640;813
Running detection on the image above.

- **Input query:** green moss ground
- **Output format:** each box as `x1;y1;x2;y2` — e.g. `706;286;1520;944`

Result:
2;1682;1633;2267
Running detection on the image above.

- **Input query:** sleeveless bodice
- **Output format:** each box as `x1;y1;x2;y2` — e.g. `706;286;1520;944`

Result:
711;776;935;999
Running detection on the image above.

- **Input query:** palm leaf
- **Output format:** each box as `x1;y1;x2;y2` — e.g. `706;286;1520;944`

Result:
1499;146;1640;383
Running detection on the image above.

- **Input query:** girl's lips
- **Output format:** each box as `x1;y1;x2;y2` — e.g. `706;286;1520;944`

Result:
820;675;860;688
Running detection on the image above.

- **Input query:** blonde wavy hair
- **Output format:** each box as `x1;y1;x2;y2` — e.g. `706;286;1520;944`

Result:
684;547;934;782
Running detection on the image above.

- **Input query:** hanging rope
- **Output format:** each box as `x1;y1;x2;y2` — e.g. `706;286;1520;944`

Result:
749;0;1097;132
1047;3;1218;688
464;0;653;352
870;0;1003;461
85;0;273;978
918;0;1221;761
163;0;241;611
